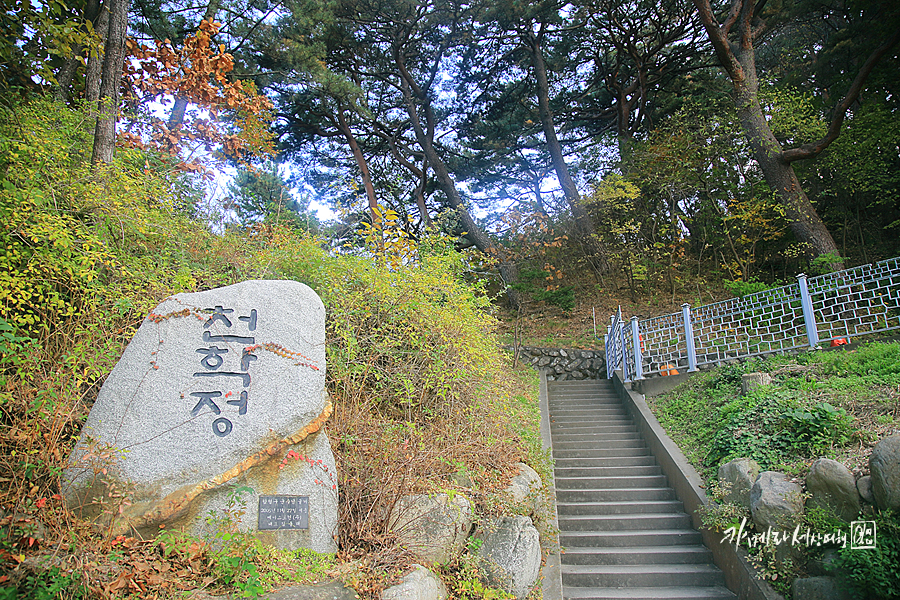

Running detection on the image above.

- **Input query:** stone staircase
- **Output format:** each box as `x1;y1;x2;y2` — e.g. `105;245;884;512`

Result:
549;379;737;600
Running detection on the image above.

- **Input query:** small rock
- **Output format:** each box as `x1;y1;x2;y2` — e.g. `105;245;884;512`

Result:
857;476;874;504
505;463;542;514
390;493;472;564
717;458;760;509
382;565;448;600
806;459;860;522
475;516;541;599
741;372;772;395
792;576;852;600
870;435;900;510
807;549;842;577
750;472;804;531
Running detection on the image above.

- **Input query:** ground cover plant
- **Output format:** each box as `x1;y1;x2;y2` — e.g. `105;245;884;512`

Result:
0;99;544;599
648;340;900;597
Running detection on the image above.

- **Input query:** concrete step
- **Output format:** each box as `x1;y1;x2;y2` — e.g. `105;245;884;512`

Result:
562;564;726;588
550;403;624;410
556;487;677;503
551;418;632;426
553;447;652;459
551;405;628;411
554;456;658;468
555;465;662;478
560;529;703;548
550;411;634;427
562;585;737;599
553;439;649;451
557;500;684;515
560;545;713;565
551;423;636;432
549;397;622;404
558;512;692;531
556;475;668;490
552;433;645;443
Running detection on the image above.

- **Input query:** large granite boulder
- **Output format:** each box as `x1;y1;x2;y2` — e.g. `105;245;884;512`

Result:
475;516;541;599
750;472;804;531
389;493;472;564
63;280;337;553
870;435;900;510
806;459;860;522
717;458;760;509
382;565;448;600
504;463;542;514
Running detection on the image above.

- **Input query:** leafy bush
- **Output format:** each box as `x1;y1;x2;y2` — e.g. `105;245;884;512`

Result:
511;268;576;312
708;395;792;469
833;511;900;600
782;402;854;455
723;278;775;298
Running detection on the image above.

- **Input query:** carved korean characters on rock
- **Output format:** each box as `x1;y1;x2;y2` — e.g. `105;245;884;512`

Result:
190;305;258;437
63;280;338;553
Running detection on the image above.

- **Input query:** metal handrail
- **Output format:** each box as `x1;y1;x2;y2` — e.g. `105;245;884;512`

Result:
603;256;900;380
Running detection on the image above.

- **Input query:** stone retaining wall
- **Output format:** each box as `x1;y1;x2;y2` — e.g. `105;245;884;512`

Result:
512;347;606;381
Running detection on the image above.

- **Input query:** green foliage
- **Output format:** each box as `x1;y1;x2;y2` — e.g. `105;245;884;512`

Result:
650;346;888;479
697;480;750;533
709;395;792;469
833;511;900;600
809;252;843;275
0;566;87;600
511;268;576;312
723;278;777;298
782;402;853;455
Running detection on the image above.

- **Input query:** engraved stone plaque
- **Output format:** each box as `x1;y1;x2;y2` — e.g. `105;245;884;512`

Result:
258;495;309;530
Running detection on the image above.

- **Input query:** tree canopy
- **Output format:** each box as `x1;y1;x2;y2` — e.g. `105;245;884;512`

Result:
5;0;899;294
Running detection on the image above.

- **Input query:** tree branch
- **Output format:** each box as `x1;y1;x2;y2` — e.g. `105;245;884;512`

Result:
781;27;900;163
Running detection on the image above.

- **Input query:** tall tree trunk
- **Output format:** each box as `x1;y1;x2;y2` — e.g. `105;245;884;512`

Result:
336;105;380;233
397;64;522;309
729;30;840;260
91;0;129;165
525;30;609;276
85;3;110;104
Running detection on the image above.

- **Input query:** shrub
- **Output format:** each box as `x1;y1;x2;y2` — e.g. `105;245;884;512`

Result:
708;395;792;469
511;268;576;312
832;511;900;600
781;402;854;455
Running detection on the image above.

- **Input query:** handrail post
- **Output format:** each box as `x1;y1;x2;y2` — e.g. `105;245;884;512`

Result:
797;273;820;348
682;303;698;373
605;325;612;379
631;316;644;380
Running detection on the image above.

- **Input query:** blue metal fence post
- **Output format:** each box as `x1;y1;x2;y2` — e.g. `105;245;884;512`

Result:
797;273;820;348
620;323;631;382
630;316;644;380
604;324;611;379
681;303;698;372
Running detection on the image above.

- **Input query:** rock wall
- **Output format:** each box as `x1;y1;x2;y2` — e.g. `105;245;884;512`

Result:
512;347;606;381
